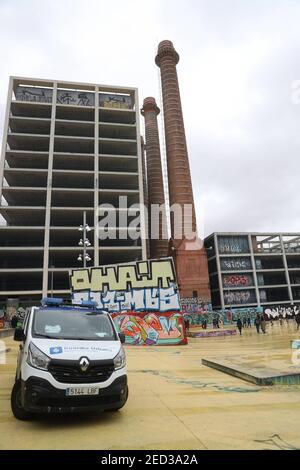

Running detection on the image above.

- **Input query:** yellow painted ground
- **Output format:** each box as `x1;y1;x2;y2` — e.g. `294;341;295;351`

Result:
1;322;300;450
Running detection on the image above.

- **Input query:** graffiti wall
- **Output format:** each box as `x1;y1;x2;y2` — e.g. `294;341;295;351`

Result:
111;311;186;346
70;258;186;346
15;86;132;108
220;307;263;322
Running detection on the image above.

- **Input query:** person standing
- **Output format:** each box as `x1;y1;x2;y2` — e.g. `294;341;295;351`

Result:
254;314;261;334
237;316;243;335
295;312;300;331
260;315;267;334
247;316;251;328
242;316;247;328
11;314;18;329
184;317;190;333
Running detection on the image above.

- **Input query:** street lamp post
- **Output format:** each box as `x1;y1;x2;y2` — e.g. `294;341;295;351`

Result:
77;211;92;268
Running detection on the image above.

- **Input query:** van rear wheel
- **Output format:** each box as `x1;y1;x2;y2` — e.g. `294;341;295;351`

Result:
11;381;32;421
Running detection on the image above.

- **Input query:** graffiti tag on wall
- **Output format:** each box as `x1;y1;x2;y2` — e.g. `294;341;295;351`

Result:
111;311;186;345
57;90;95;106
223;274;252;287
221;257;252;270
70;258;180;313
16;86;52;103
99;93;132;109
224;290;256;305
218;236;249;254
264;305;300;318
181;297;212;314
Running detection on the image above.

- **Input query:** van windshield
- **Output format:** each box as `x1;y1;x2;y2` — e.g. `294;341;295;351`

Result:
32;308;117;341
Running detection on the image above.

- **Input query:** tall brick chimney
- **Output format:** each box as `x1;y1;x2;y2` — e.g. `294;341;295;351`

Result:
141;97;168;259
155;40;211;300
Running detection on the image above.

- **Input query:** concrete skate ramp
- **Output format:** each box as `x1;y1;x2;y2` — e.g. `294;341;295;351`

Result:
202;357;300;386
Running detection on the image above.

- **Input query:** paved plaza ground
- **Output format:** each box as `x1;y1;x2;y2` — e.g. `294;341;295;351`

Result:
1;322;300;450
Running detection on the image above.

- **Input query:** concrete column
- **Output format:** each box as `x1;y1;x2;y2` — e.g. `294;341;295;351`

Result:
155;40;196;239
0;77;14;203
248;234;261;307
141;97;168;259
94;86;99;266
214;233;225;310
135;89;147;261
280;234;294;304
140;136;150;259
42;82;57;297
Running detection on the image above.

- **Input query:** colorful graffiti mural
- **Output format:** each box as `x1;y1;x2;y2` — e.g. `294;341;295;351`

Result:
70;258;186;346
111;311;186;346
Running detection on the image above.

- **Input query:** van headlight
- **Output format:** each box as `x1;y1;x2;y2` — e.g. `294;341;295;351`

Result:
114;347;126;370
27;342;51;371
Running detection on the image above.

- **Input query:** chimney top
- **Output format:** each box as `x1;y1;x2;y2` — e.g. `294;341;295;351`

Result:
141;97;160;116
155;40;179;67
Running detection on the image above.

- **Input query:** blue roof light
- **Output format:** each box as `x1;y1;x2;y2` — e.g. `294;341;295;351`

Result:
41;297;64;307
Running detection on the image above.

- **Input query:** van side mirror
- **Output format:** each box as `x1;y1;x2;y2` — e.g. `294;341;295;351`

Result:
118;332;126;344
14;328;24;342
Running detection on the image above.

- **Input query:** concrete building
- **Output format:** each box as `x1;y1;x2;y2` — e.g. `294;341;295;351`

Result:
0;76;147;307
205;232;300;310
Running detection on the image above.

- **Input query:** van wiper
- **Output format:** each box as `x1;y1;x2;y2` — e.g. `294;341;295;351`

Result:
34;334;63;339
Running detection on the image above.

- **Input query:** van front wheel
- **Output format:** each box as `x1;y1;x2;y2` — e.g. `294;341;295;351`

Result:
108;386;128;412
11;381;32;421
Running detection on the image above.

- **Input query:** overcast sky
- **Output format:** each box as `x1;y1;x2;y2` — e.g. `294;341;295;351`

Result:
0;0;299;237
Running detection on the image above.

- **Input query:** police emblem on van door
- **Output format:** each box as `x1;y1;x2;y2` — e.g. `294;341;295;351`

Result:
79;357;89;372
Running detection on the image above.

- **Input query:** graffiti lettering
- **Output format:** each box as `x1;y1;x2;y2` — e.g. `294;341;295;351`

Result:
224;291;252;304
72;286;180;313
264;305;300;318
223;275;251;287
70;258;180;313
99;93;132;110
221;258;252;271
70;259;177;292
57;90;95;106
16;86;52;103
181;297;212;314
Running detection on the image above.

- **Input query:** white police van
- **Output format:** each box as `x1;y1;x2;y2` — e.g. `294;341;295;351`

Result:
11;298;128;420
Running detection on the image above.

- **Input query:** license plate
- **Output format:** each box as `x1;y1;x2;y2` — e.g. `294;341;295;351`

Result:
66;387;99;396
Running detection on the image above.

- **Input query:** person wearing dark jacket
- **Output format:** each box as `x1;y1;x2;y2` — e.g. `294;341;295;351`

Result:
254;314;261;334
11;315;18;329
237;317;243;335
295;312;300;331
